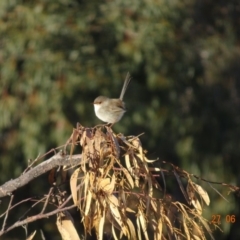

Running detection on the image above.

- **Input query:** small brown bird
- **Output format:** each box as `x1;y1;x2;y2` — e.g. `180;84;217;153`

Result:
93;73;131;124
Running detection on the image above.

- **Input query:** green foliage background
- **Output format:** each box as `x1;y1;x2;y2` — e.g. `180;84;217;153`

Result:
1;0;240;239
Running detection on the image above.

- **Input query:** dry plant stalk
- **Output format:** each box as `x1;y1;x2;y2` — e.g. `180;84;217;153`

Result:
67;124;216;240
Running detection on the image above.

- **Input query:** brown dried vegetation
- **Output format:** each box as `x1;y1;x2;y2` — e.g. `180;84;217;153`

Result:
67;124;216;240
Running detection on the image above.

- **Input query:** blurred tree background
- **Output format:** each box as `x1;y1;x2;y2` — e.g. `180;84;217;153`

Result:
1;0;240;239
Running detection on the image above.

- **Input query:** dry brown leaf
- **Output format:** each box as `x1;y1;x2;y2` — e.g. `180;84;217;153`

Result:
105;157;116;178
135;153;145;163
99;175;115;195
126;207;136;213
108;195;128;236
131;138;143;155
107;128;120;158
132;157;140;187
79;127;86;146
182;217;190;240
93;202;100;226
108;174;116;194
149;201;156;215
97;130;110;165
186;181;195;201
122;168;134;189
136;217;142;240
84;172;90;200
87;137;95;156
198;216;215;240
112;224;119;240
26;230;36;240
146;175;153;215
119;186;127;207
108;194;119;214
126;137;135;148
81;144;87;173
144;157;158;163
56;211;80;240
138;209;149;240
70;168;81;207
94;129;106;152
86;137;95;169
192;235;202;240
192;221;204;239
158;218;163;240
98;212;105;240
85;190;92;216
173;202;189;217
83;215;92;235
126;218;137;239
163;215;173;234
193;183;210;206
125;154;132;173
70;128;81;159
191;198;202;215
99;178;110;191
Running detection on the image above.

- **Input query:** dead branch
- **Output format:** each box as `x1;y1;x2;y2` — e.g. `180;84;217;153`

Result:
0;196;75;236
0;152;82;198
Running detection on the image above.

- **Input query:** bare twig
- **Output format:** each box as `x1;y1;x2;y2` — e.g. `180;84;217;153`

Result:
0;186;76;236
41;187;54;214
0;153;82;198
1;195;14;231
0;204;76;236
19;196;47;221
0;198;33;218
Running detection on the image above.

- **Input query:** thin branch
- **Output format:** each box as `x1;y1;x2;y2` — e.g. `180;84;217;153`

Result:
0;186;76;236
161;160;240;194
18;196;47;221
41;187;54;214
23;153;42;174
0;198;33;218
0;204;76;236
207;182;229;202
0;153;82;198
1;195;14;231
